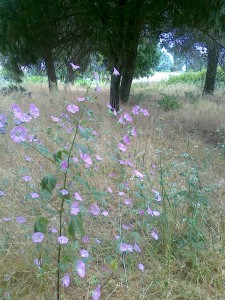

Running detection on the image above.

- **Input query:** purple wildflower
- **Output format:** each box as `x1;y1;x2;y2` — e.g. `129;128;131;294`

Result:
32;232;44;243
76;260;86;278
10;126;28;143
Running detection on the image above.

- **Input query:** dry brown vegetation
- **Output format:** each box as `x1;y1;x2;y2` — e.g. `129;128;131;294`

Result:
1;81;225;299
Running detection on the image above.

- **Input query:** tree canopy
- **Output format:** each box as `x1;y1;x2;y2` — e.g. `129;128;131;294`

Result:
0;0;224;108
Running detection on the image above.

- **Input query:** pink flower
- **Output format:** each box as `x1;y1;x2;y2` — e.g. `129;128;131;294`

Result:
62;273;70;287
60;189;69;196
147;207;160;216
70;63;80;69
117;143;127;152
95;155;103;161
32;232;44;243
124;112;133;123
51;115;62;123
132;105;140;115
22;175;32;182
67;104;79;113
71;201;80;215
58;236;69;244
124;198;132;207
24;156;32;162
95;84;101;92
31;192;39;199
151;229;159;240
119;159;134;167
60;160;68;170
119;243;133;252
0;191;6;197
107;187;113;193
29;103;39;118
89;203;101;216
10;126;28;143
92;285;101;300
122;134;130;145
80;249;89;257
118;115;126;125
2;217;11;221
74;192;82;201
49;227;58;233
76;260;86;278
77;97;86;102
113;67;120;76
82;236;89;243
101;211;109;217
138;263;145;272
80;153;92;167
134;243;141;253
141;108;150;116
72;157;79;163
16;216;27;224
131;127;137;137
107;103;113;110
134;170;144;178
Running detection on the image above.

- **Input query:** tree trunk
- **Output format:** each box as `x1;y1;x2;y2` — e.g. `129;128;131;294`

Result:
119;39;138;103
65;63;75;84
203;44;220;95
44;49;58;91
119;71;133;103
110;73;121;112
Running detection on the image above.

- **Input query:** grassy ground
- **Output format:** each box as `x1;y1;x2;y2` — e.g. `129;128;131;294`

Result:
1;81;225;299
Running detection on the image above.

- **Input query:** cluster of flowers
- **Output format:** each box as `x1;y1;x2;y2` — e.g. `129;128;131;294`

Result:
9;103;39;143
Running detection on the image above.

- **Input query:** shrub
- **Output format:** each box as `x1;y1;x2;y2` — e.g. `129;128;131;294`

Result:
158;94;182;111
166;70;206;85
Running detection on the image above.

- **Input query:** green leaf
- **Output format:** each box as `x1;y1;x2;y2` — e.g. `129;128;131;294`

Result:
77;175;90;191
68;214;84;238
34;216;49;233
41;174;57;193
74;143;90;154
37;144;50;156
53;150;62;162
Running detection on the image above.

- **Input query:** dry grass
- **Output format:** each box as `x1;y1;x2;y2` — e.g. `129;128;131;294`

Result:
1;82;225;299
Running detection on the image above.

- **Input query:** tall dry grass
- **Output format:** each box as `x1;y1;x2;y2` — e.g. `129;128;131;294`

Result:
1;82;225;299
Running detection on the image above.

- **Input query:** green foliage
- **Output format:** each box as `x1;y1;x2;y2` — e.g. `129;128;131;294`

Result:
68;214;84;238
34;216;49;233
158;94;182;111
134;38;161;78
40;174;57;194
167;70;206;85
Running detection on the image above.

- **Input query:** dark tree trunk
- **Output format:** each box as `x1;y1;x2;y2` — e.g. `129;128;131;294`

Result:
119;39;138;103
44;49;58;91
110;73;121;112
65;63;75;84
203;44;220;95
119;70;133;103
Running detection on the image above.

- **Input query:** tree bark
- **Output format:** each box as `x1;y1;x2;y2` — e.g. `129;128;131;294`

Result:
110;73;121;112
203;44;220;95
65;62;75;84
119;37;139;103
44;49;58;91
119;70;134;103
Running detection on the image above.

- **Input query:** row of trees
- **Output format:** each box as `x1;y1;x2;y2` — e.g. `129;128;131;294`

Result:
0;0;224;110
